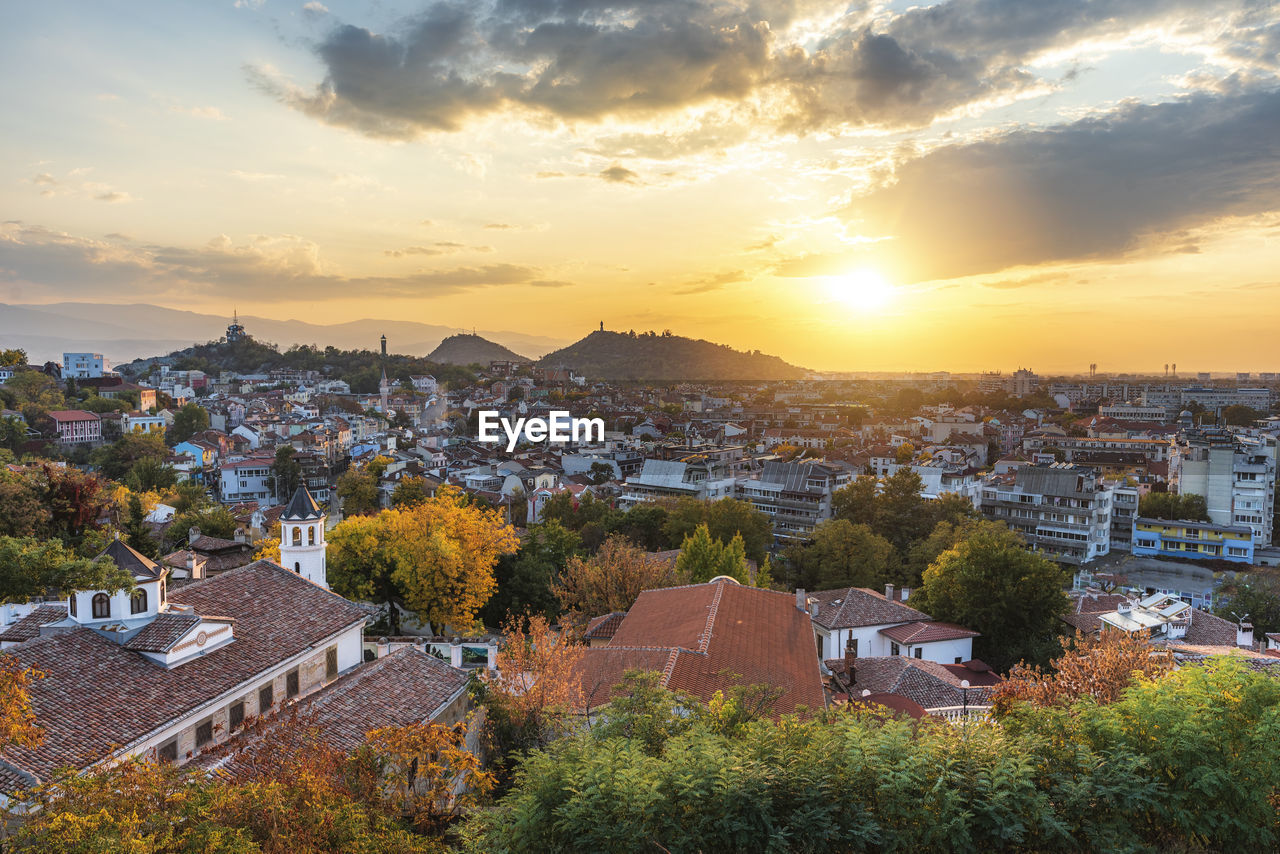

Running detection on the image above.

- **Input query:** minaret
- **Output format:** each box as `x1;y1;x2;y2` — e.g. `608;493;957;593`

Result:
279;485;327;588
379;367;390;414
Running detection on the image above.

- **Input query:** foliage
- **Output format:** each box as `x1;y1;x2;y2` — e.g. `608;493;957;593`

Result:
661;496;771;564
328;486;519;634
0;656;44;751
168;402;210;443
1214;573;1280;636
166;505;239;551
477;615;584;758
0;463;110;548
91;432;170;483
0;536;134;603
789;518;900;591
1138;491;1210;522
1222;404;1262;426
391;476;431;509
268;445;303;503
911;521;1070;671
481;521;582;626
337;468;381;516
674;524;748;584
534;329;804;382
991;631;1174;715
125;494;160;558
552;534;684;631
0;349;26;367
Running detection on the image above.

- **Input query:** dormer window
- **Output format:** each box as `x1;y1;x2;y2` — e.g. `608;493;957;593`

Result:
92;593;110;619
131;589;148;615
69;595;77;617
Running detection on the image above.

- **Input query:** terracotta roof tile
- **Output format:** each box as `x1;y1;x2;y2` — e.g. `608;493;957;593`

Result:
121;614;203;652
0;561;367;791
825;656;999;711
878;621;980;645
808;587;931;629
0;606;69;644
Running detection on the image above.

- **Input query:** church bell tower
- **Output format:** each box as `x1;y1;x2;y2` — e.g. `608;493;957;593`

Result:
279;485;327;589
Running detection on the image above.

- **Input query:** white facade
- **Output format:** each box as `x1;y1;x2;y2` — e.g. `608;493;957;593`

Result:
1171;429;1278;547
815;625;974;666
219;459;273;505
63;352;110;379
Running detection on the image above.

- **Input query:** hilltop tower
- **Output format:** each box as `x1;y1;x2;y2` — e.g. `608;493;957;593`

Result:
226;310;246;343
279;486;327;589
380;334;387;357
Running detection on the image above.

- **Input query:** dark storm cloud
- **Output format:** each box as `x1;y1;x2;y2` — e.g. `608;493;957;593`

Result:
845;89;1280;281
252;0;1278;139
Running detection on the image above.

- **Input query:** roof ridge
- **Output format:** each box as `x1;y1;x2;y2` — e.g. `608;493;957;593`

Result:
658;647;682;688
697;579;727;654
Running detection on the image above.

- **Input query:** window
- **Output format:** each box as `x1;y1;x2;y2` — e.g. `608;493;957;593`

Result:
195;719;213;748
291;527;301;546
131;588;147;615
69;594;77;617
259;683;273;712
286;668;299;698
890;642;900;657
913;647;923;659
326;646;338;680
158;741;177;763
308;526;316;546
230;701;245;731
294;562;300;573
91;593;110;619
955;656;963;664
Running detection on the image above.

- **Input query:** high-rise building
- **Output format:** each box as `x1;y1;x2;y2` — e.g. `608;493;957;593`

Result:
1170;428;1278;547
979;463;1113;565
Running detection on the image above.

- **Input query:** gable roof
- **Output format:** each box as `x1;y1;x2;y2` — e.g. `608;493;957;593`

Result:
878;621;980;645
99;538;166;581
0;561;367;793
0;605;69;644
808;587;931;629
580;580;825;717
825;656;999;711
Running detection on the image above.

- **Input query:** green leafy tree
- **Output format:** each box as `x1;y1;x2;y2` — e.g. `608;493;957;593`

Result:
1214;574;1280;636
912;521;1070;671
167;402;209;444
125;495;159;559
390;476;430;509
270;445;303;502
831;474;878;526
587;462;615;484
0;349;26;367
610;503;669;551
661;496;770;564
336;468;380;516
1222;404;1261;426
1139;492;1210;522
807;518;900;590
91;433;168;482
0;536;133;603
674;524;748;584
124;455;177;492
165;505;239;551
482;520;582;625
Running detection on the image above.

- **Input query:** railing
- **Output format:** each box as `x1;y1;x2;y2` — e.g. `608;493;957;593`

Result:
929;705;993;723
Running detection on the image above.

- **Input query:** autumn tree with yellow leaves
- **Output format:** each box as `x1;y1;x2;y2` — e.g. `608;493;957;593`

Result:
327;485;519;635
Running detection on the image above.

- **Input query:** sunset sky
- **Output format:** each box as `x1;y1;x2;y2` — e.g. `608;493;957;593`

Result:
2;0;1279;373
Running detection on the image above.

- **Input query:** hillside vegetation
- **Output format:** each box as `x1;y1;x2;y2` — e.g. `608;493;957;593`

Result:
537;330;806;381
428;333;530;366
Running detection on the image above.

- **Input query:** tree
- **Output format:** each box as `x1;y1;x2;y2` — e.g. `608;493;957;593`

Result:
1222;404;1261;426
91;433;168;482
661;496;771;564
674;524;748;584
270;445;303;502
0;536;134;603
336;468;380;516
991;630;1174;715
0;657;44;752
125;495;159;558
124;455;177;492
1214;574;1280;636
874;468;932;553
610;503;669;551
0;415;28;454
1139;491;1209;522
328;485;518;634
0;349;27;367
553;534;684;630
911;521;1070;671
832;475;878;527
359;722;493;833
807;519;899;590
477;614;584;757
165;505;238;551
482;520;581;625
894;442;915;464
167;401;209;443
587;462;615;484
390;476;430;509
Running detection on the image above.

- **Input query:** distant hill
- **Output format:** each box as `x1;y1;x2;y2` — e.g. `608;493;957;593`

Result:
537;330;806;381
427;333;531;366
0;303;567;365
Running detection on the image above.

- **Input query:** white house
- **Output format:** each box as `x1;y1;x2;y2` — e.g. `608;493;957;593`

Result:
804;585;979;667
219;457;274;505
63;352;111;379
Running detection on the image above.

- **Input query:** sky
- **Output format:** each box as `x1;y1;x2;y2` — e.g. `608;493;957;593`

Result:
2;0;1279;373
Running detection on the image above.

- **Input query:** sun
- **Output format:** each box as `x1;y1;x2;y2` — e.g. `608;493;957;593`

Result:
827;270;895;313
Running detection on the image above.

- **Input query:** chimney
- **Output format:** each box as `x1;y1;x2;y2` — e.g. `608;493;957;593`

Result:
885;583;895;601
808;600;818;619
901;586;911;601
188;526;201;546
844;636;856;685
796;588;806;612
1238;621;1255;649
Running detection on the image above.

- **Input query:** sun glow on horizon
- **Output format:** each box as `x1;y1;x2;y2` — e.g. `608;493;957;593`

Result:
827;269;896;314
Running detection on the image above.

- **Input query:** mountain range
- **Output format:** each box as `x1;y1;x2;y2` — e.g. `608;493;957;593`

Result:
0;303;567;365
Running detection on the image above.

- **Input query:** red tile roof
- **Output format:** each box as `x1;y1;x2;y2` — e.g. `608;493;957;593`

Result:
808;587;931;629
583;612;626;642
121;614;203;653
0;606;68;644
878;621;980;645
0;561;367;792
580;580;825;717
45;410;100;422
825;656;999;711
